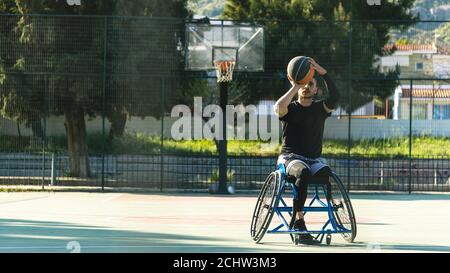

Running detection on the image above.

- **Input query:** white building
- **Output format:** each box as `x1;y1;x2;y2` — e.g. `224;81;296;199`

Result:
433;54;450;78
393;85;450;120
377;44;437;78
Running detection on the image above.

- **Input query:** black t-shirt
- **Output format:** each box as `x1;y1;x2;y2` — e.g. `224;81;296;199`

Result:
279;100;331;158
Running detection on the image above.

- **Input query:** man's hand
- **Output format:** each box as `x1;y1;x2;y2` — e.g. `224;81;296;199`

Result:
309;58;327;76
290;80;302;89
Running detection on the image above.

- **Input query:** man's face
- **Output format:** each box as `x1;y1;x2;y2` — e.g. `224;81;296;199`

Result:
299;78;318;99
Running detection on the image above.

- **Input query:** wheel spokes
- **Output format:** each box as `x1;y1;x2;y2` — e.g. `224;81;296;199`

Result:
329;174;356;242
251;172;280;242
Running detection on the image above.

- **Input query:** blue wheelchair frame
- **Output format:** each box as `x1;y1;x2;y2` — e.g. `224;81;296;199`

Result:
266;163;352;244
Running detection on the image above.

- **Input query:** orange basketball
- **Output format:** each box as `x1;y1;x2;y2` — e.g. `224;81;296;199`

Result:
287;56;315;85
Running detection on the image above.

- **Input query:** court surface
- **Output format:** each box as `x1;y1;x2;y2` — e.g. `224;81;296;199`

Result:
0;191;449;253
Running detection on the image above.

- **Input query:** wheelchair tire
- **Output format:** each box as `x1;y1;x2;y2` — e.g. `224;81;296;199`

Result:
329;173;357;243
250;171;281;243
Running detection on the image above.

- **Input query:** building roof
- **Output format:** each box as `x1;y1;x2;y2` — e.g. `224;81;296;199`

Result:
384;44;436;52
402;88;450;98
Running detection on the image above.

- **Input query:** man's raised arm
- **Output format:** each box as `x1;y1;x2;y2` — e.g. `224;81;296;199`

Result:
274;82;300;118
322;73;340;113
309;58;339;113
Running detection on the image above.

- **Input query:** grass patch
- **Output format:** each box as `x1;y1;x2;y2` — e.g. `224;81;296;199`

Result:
1;134;450;157
0;187;55;193
346;137;450;157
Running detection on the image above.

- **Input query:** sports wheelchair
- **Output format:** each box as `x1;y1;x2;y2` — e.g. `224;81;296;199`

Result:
250;163;357;245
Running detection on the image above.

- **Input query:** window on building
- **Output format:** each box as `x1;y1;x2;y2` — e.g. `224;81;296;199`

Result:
412;104;427;120
433;105;450;120
415;62;424;71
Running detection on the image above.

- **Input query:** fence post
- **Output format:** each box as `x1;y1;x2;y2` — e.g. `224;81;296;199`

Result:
380;161;384;185
51;153;56;186
434;169;437;186
41;76;48;190
160;77;165;192
347;19;353;192
101;16;108;191
41;119;46;189
408;79;413;194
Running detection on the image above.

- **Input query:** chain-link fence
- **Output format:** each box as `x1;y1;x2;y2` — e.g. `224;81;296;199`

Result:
1;14;450;192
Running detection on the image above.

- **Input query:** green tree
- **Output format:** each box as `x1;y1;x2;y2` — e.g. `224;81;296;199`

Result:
223;0;416;112
0;0;189;177
106;1;189;139
436;23;450;44
0;1;45;138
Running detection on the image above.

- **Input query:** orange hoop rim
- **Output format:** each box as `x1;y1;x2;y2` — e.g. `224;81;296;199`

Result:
214;60;236;69
214;60;236;82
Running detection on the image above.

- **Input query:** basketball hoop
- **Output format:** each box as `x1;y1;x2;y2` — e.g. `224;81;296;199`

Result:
214;60;235;83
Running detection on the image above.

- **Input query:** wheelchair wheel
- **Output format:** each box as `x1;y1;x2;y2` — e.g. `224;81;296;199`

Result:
250;171;281;243
329;173;357;243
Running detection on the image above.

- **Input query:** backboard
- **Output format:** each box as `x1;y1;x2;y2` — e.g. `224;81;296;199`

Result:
185;20;264;72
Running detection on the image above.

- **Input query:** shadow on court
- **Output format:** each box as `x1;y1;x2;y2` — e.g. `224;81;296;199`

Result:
341;241;450;252
0;218;257;253
259;240;450;253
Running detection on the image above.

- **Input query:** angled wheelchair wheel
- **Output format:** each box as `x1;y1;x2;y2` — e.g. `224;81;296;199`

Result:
250;171;281;243
329;173;357;243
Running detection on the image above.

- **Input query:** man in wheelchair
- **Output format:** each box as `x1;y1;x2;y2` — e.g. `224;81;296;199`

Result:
273;58;340;245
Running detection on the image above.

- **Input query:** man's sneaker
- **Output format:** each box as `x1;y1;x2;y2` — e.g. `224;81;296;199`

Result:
293;219;321;245
297;233;321;245
293;218;307;230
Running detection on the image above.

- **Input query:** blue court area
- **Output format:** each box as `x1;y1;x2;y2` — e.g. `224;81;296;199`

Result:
0;190;449;253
